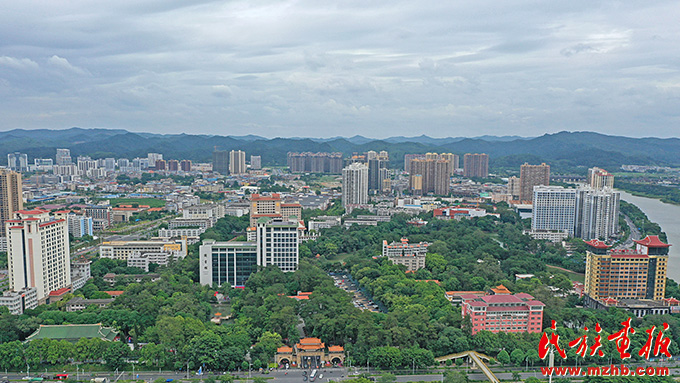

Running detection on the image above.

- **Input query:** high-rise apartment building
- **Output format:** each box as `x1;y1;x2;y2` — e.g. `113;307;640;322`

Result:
576;187;620;240
584;236;670;302
155;159;166;171
588;167;615;189
532;186;620;240
287;152;343;173
251;155;262;170
342;162;369;208
167;160;179;172
507;176;520;200
229;150;247;174
6;210;71;303
463;153;489;178
531;186;578;236
404;154;426;173
519;163;550;202
368;152;389;193
7;152;28;172
180;160;192;172
212;150;229;174
409;156;451;195
67;214;94;238
0;169;23;238
439;153;459;174
56;149;72;165
147;153;163;165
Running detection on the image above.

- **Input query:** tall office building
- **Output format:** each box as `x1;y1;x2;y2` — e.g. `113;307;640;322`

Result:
519;163;550;202
342;162;369;208
56;149;72;165
463;153;489;178
531;186;578;236
6;210;71;303
0;169;23;237
576;187;620;240
584;236;670;302
588;167;615;189
229;150;247;175
251;155;262;170
199;240;257;287
7;153;28;172
212;150;229;174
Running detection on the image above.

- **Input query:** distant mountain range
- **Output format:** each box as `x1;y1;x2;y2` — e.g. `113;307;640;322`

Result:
1;128;678;172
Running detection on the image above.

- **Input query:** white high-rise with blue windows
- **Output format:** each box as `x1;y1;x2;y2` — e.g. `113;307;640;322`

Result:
68;214;94;238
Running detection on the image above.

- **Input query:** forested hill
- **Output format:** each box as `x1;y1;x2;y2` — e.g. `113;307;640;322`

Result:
1;128;679;171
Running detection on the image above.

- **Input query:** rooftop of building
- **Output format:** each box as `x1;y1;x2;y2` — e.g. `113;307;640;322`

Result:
584;239;611;249
634;235;671;248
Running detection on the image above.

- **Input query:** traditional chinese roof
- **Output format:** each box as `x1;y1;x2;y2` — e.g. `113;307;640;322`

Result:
584;239;611;249
490;284;511;295
277;346;294;353
328;345;344;352
634;235;671;248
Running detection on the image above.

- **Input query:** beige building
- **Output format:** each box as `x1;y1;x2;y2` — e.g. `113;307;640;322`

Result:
588;167;615;189
249;193;302;226
584;236;669;302
383;238;430;271
229;150;247;175
463;153;489;178
519;163;550;202
6;210;71;304
0;168;23;237
99;238;187;260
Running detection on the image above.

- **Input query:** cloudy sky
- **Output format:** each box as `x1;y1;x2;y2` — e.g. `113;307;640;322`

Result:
1;1;679;138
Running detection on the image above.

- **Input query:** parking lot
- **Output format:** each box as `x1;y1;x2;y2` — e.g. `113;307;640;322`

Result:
330;274;381;313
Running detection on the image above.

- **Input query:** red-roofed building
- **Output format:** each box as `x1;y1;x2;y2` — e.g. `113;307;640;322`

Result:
461;285;544;335
585;236;670;303
275;337;345;368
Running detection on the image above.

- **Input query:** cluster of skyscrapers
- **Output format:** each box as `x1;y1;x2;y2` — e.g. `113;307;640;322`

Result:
287;152;344;174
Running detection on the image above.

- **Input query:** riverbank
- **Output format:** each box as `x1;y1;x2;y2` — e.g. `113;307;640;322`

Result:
618;190;680;281
615;180;680;206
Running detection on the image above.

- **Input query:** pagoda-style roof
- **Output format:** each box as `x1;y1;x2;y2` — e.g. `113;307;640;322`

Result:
490;284;511;295
25;324;118;343
328;345;344;353
584;239;611;249
277;346;294;353
634;235;671;248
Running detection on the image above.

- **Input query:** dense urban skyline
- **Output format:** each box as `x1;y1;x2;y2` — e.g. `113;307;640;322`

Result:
1;1;680;138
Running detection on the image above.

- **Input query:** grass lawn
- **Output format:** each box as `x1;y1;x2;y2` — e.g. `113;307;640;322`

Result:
106;197;166;208
547;264;585;283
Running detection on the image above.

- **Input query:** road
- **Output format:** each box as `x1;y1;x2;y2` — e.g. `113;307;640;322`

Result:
5;365;680;382
616;214;641;249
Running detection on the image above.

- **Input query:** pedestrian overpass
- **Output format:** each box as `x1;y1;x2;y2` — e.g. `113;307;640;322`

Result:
435;351;499;383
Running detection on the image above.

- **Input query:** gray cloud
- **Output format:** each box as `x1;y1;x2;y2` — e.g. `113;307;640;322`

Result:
0;0;679;138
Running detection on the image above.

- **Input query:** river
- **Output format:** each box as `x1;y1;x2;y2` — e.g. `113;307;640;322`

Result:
618;190;680;281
